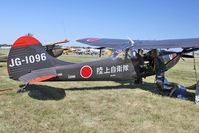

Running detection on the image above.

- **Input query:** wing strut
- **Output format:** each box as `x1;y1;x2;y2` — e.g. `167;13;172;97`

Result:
193;52;198;82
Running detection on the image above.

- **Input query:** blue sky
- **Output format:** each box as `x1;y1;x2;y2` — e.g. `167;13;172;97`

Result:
0;0;199;46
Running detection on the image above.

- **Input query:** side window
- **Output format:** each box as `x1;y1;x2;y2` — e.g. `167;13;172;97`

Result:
109;49;126;59
127;48;137;59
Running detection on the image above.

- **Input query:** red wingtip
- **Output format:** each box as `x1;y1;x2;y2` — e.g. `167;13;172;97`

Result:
54;40;69;44
64;40;70;43
12;36;41;48
87;38;100;41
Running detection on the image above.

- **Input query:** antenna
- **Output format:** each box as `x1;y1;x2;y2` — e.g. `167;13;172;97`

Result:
62;19;67;40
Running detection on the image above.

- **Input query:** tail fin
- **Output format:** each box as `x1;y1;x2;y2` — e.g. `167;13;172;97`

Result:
7;36;70;83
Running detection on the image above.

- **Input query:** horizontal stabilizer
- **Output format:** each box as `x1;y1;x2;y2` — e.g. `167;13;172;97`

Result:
19;67;56;83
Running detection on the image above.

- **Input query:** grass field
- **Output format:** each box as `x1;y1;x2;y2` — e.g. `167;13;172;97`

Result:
1;53;199;133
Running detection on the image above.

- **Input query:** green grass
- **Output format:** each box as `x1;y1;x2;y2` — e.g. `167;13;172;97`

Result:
1;54;199;133
0;49;9;55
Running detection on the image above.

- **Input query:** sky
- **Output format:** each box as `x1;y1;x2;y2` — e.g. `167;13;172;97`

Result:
0;0;199;47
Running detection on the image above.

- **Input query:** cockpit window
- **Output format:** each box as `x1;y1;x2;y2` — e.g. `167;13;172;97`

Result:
126;47;140;59
128;48;137;57
109;49;126;59
109;47;138;59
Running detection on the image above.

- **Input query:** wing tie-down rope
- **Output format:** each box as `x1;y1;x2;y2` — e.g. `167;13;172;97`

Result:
0;88;14;92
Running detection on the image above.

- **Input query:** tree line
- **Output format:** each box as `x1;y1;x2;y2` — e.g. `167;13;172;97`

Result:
0;44;11;47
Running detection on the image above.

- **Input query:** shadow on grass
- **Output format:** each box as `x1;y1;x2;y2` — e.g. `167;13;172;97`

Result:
20;84;66;101
65;80;196;102
20;80;195;102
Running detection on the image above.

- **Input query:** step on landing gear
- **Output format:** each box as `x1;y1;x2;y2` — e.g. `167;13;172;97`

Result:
17;83;29;93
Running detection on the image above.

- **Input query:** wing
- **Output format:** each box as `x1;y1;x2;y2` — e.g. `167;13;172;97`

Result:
76;38;131;49
134;38;199;49
76;38;199;49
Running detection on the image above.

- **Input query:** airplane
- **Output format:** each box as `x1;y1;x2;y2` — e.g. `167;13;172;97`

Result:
6;36;199;93
62;48;71;55
0;40;69;62
43;40;69;58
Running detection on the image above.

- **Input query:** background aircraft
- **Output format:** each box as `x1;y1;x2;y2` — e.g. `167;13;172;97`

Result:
6;36;199;93
43;40;69;57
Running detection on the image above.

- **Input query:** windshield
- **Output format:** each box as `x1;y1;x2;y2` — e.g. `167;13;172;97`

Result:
109;48;138;59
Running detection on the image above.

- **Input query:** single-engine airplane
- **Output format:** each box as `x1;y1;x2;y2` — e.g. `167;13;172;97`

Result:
43;40;69;58
7;36;199;92
0;40;69;62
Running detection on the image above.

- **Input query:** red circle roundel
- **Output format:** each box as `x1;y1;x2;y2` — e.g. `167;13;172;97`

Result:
80;65;92;78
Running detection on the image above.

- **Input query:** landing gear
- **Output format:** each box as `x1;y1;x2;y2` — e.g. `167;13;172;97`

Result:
134;77;143;84
17;83;29;93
